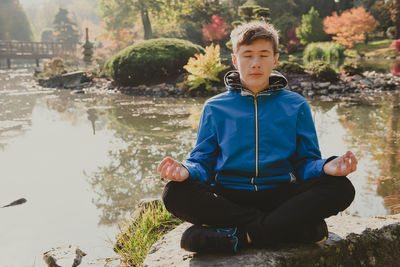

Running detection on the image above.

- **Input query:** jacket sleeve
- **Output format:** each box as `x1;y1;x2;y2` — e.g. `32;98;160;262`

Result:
291;101;329;181
181;103;219;183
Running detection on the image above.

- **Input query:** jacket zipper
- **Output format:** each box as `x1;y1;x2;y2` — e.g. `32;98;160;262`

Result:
253;95;259;191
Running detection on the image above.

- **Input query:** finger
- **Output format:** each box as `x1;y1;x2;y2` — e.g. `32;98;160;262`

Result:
172;166;180;180
349;153;357;172
157;157;171;173
345;157;351;175
349;151;358;165
160;162;169;178
170;165;180;179
166;165;173;177
336;159;342;175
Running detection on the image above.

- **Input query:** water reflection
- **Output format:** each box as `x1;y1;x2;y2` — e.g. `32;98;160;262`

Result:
87;98;203;225
43;94;204;225
335;92;400;214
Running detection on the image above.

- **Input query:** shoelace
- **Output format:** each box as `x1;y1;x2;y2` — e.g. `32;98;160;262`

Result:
215;227;239;252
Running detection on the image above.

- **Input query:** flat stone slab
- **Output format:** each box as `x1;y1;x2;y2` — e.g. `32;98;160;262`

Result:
144;214;400;267
62;71;85;88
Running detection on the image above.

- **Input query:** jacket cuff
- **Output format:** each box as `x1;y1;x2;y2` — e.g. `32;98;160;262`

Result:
180;162;196;181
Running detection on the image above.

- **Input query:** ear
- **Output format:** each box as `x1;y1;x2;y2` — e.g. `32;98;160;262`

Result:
273;53;279;67
231;53;238;69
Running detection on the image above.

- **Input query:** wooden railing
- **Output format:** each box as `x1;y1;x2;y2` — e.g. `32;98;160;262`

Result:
0;41;79;68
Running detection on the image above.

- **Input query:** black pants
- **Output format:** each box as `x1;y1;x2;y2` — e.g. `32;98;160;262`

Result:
162;174;355;246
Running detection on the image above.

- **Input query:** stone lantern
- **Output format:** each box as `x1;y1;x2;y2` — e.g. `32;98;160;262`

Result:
82;28;94;65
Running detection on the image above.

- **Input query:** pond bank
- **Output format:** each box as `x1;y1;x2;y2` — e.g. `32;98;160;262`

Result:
38;70;400;102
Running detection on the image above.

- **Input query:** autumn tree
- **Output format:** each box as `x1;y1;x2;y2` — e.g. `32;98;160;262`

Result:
296;7;326;45
202;15;230;44
323;7;376;48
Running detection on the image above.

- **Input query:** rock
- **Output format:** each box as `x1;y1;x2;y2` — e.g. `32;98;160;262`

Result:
328;85;342;91
316;82;331;89
300;82;312;90
106;82;115;90
319;89;328;95
62;71;85;89
144;214;400;267
43;246;87;267
360;79;373;88
352;74;363;81
38;75;63;88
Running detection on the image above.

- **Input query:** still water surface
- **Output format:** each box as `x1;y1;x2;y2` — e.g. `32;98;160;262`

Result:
0;68;399;266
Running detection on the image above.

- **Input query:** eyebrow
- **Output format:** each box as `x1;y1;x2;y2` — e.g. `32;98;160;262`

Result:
242;49;272;53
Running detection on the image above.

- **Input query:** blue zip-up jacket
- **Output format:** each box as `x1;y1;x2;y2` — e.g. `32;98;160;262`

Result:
182;70;330;191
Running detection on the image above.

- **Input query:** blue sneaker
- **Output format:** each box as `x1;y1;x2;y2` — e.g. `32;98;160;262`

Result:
180;225;239;253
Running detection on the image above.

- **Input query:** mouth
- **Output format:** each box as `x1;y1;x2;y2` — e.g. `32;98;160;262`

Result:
249;73;263;77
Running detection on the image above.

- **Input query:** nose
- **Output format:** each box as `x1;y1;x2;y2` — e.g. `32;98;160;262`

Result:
251;57;261;69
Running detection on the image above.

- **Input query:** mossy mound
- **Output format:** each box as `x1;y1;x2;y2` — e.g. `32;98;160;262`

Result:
306;61;338;82
276;61;305;74
340;62;363;76
103;38;204;86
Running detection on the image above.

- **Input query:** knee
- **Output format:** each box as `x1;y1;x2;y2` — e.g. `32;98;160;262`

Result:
327;175;356;210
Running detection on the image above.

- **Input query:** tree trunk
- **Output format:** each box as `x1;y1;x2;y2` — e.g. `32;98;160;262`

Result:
141;8;152;40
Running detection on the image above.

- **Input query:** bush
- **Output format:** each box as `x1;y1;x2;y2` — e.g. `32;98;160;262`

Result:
392;39;400;53
303;42;345;63
296;7;326;45
275;60;305;74
43;57;65;77
103;38;204;86
340;62;363;76
182;44;229;91
306;61;338;82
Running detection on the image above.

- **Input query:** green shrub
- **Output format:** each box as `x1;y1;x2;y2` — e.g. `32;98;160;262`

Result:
340;62;363;76
303;42;345;63
306;61;338;82
275;60;305;74
182;44;229;91
296;7;326;45
103;38;204;86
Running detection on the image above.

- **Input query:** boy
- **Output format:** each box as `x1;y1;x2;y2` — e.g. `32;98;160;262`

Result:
157;21;357;253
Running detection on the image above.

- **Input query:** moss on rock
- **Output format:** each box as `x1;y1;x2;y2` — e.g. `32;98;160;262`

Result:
306;61;338;82
276;61;305;74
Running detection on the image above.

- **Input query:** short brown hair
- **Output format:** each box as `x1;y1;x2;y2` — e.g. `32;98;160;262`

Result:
230;21;279;54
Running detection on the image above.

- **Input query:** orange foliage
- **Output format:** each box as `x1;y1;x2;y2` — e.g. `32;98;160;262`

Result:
323;7;376;48
202;15;230;43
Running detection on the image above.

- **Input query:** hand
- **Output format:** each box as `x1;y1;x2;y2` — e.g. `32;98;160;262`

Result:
323;151;358;177
157;156;189;182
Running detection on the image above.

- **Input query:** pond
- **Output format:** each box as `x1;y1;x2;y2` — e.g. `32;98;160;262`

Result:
0;68;399;266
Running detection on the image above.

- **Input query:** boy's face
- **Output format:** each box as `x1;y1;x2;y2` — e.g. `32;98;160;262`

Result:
232;39;279;94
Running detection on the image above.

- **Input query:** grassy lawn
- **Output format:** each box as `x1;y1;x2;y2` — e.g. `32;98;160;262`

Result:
280;39;397;61
344;39;397;58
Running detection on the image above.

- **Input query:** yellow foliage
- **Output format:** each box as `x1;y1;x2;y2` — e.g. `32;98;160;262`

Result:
183;44;228;91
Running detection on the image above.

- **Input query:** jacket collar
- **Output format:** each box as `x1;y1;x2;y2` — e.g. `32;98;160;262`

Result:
223;70;288;96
